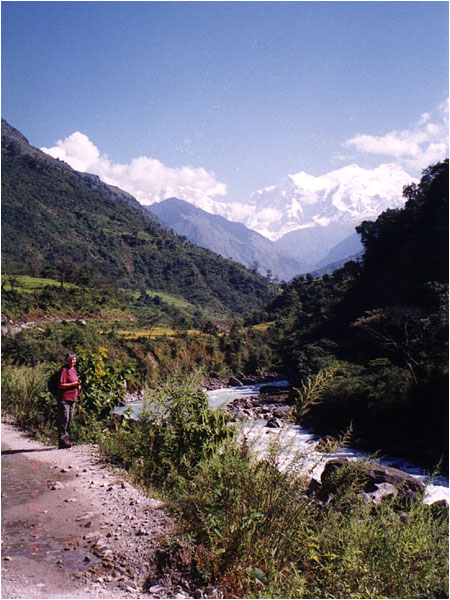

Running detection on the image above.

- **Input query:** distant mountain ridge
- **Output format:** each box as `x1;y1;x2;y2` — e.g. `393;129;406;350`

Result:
172;162;416;267
150;197;310;281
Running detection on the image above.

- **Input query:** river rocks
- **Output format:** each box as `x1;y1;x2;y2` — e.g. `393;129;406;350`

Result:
226;389;294;425
364;463;425;499
319;458;425;504
266;417;284;428
363;482;398;504
202;377;230;390
258;385;289;395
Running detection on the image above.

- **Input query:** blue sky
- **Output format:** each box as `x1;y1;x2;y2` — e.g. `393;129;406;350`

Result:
2;1;448;205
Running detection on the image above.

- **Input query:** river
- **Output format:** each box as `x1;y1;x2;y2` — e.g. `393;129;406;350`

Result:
115;380;449;505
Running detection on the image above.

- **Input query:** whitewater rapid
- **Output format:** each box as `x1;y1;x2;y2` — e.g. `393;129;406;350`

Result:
115;381;449;505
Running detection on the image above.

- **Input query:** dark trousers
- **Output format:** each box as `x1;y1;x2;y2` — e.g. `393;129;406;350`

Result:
57;399;75;441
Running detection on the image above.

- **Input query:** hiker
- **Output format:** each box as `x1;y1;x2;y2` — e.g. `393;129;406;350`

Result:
57;352;82;449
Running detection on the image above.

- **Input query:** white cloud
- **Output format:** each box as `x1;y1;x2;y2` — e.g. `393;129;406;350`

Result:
342;100;449;173
41;133;227;205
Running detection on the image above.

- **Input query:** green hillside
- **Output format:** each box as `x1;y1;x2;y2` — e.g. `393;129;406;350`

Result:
1;120;276;316
266;160;449;464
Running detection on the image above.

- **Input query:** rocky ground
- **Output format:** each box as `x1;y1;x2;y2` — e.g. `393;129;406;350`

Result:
1;419;221;600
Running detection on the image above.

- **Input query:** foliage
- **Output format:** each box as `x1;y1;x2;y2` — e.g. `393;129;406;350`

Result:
1;320;130;367
171;440;448;599
354;159;448;310
1;281;128;321
99;380;234;487
293;365;339;419
75;347;135;421
352;303;445;383
291;358;449;466
329;360;414;431
263;161;449;461
1;363;57;441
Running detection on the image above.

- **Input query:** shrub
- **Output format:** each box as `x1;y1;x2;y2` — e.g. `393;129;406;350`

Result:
295;360;416;437
99;380;233;488
75;346;135;422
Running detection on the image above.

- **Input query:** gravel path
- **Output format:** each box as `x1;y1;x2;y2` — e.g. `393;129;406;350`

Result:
1;419;220;600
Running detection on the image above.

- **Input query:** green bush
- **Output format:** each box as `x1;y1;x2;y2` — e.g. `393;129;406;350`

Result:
99;380;233;488
75;346;135;421
295;360;415;433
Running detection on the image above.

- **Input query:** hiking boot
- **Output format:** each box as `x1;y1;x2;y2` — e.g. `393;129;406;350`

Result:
59;436;72;449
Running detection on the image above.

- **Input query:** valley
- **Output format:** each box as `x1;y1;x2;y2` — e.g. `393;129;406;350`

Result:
2;119;448;599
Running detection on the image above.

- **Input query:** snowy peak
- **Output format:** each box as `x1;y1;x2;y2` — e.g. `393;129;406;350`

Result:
169;162;417;258
240;162;416;240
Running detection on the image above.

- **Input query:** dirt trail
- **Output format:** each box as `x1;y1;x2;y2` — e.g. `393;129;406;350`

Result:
1;419;218;600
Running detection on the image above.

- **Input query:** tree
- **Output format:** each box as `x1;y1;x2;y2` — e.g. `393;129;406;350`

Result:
352;306;427;383
23;245;43;277
56;258;76;288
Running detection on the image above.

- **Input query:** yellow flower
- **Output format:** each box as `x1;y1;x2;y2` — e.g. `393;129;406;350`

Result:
98;346;108;359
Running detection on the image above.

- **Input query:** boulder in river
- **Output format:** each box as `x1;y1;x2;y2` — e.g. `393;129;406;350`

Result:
319;458;425;504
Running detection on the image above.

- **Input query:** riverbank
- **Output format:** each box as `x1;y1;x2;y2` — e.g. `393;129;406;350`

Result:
209;378;448;476
1;418;221;600
201;372;286;391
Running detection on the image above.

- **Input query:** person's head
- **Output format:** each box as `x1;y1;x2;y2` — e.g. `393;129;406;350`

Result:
66;352;77;367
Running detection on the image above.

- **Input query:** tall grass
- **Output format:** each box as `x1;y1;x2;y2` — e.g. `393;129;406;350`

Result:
172;441;448;599
1;363;57;441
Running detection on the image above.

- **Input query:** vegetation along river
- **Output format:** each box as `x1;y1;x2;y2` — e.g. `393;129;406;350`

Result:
114;381;449;506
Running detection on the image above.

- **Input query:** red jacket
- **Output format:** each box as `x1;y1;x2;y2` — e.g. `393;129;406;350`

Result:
58;366;80;402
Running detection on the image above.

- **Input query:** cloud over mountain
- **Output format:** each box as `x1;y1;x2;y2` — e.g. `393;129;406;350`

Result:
41;132;227;205
343;99;449;173
40;101;447;250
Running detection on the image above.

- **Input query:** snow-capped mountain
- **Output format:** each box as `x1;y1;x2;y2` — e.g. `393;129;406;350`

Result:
184;162;416;266
198;163;415;242
247;163;414;241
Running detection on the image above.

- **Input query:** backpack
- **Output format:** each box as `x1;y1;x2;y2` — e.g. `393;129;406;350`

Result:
47;367;63;398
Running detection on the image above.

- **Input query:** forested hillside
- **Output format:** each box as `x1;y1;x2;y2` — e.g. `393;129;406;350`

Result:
267;160;449;463
1;120;276;316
